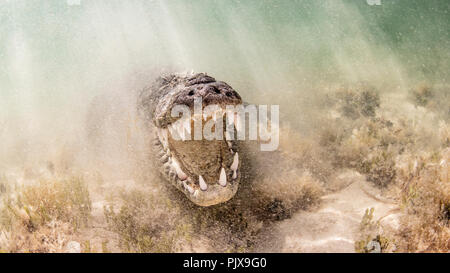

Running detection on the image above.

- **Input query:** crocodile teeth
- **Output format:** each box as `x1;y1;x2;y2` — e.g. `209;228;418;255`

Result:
219;167;227;187
183;181;194;194
230;152;239;171
160;153;169;163
171;158;187;180
232;170;237;179
199;175;207;191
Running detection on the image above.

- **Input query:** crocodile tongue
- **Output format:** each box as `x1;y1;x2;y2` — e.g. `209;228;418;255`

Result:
168;137;231;184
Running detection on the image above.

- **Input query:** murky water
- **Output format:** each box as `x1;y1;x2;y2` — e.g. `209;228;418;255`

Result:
0;0;449;252
1;1;449;167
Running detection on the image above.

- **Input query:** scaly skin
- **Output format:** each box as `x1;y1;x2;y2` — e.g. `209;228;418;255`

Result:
138;72;244;206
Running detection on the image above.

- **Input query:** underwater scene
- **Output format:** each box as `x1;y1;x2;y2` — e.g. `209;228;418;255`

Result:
0;0;449;253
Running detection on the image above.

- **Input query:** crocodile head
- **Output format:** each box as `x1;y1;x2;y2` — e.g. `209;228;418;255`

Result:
138;73;243;206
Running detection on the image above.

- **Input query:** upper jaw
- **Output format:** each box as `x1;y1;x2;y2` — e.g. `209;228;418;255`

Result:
154;82;243;128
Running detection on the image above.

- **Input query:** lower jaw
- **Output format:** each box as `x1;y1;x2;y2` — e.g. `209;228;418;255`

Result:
186;179;240;206
153;129;241;206
169;156;240;206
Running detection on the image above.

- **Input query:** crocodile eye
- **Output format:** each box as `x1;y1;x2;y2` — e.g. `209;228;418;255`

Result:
188;90;194;96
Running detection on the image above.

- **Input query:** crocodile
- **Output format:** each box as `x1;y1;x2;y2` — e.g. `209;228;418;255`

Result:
138;72;245;206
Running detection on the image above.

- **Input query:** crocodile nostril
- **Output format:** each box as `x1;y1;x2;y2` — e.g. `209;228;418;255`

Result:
226;92;233;97
188;90;194;96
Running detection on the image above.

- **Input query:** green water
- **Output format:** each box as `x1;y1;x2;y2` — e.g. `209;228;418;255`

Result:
0;0;449;165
